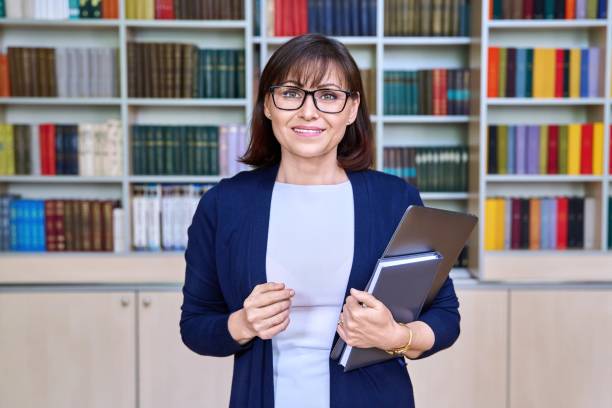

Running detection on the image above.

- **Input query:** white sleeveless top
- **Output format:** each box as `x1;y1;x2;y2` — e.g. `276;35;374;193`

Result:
266;180;354;408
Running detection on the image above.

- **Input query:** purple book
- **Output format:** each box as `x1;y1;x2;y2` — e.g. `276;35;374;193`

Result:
527;125;540;175
515;125;526;174
576;0;586;19
588;47;600;97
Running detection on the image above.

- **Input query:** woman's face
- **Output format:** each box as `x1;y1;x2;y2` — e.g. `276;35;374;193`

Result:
264;65;360;164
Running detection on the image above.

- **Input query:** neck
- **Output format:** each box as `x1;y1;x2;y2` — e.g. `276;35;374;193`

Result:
275;150;348;185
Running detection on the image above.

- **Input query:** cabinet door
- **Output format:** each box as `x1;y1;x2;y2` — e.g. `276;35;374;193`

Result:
0;291;136;408
510;290;612;408
138;291;233;408
408;289;509;408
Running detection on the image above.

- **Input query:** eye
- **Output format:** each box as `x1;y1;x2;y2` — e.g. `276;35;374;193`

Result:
281;89;302;98
319;91;339;100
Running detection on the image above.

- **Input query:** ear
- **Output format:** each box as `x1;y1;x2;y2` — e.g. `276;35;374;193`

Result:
263;94;273;118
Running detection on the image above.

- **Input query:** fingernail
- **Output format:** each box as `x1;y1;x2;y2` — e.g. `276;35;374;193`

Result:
289;290;295;296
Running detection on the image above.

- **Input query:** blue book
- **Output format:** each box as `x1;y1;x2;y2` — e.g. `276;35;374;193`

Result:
350;0;359;35
549;198;557;249
580;48;589;98
9;200;18;251
368;0;376;36
308;0;318;33
540;198;549;249
323;0;333;35
69;0;80;19
515;125;526;174
359;0;368;36
459;0;469;36
507;125;515;174
588;47;600;97
527;125;540;175
598;0;607;18
516;49;526;98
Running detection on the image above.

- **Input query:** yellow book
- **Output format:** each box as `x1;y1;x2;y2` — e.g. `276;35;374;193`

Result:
569;48;581;98
532;48;546;98
542;48;556;97
567;123;581;174
539;125;548;174
495;198;506;250
485;198;497;250
142;0;154;20
592;122;604;175
0;125;5;174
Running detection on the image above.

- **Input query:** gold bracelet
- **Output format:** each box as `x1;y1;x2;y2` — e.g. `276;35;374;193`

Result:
384;323;413;356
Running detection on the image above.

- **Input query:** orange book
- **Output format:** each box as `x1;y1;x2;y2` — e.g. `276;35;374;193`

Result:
0;54;9;97
488;47;499;97
529;198;541;249
566;0;576;19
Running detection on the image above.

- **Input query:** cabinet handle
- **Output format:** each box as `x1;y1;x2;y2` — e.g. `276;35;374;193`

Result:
143;297;152;308
120;297;130;307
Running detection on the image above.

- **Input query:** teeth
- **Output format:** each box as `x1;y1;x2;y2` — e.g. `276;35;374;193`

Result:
294;128;322;134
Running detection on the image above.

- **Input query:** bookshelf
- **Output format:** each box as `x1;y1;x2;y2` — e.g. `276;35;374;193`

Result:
0;0;611;283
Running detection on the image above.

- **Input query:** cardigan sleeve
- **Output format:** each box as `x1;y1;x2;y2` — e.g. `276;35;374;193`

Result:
403;182;461;360
180;184;254;357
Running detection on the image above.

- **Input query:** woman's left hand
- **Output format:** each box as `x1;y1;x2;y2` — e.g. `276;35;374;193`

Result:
336;288;400;350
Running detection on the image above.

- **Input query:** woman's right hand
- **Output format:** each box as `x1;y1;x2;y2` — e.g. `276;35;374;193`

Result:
228;282;294;344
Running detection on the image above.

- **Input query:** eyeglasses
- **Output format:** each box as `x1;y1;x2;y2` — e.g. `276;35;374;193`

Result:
269;85;355;114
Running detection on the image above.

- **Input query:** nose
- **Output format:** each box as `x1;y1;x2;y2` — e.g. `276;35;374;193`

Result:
298;93;319;120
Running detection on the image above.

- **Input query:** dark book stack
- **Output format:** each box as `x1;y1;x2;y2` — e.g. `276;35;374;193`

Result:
485;196;596;250
384;69;470;115
5;47;119;98
272;0;376;36
487;123;603;176
487;47;601;98
125;0;244;19
383;146;468;192
490;0;606;20
131;184;213;251
0;0;119;19
0;195;121;252
127;43;245;98
385;0;470;36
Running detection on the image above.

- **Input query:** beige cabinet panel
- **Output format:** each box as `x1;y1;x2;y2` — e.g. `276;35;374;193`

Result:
510;290;612;408
0;291;136;408
409;289;508;408
138;291;233;408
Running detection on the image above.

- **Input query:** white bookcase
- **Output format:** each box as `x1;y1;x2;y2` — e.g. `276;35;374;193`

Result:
1;0;611;284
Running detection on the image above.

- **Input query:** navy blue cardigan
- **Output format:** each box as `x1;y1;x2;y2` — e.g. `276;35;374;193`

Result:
180;162;460;408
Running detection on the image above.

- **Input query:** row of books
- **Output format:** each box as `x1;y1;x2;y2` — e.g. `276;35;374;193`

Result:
0;120;122;176
132;184;212;251
485;196;596;251
384;69;470;115
125;0;244;19
487;47;601;98
383;146;468;192
487;123;605;176
3;47;118;98
269;0;377;36
0;0;118;19
131;124;250;176
128;44;245;98
0;195;123;252
385;0;470;37
489;0;607;20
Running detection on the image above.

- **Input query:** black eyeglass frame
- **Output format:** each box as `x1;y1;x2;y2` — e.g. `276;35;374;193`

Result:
268;85;356;114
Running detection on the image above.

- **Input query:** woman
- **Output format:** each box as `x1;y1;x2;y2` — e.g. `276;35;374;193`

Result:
180;33;460;408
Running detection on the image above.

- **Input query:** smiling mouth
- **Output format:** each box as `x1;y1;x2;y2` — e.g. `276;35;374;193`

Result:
292;127;324;136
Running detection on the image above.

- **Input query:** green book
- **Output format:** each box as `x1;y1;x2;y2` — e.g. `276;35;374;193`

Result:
145;127;156;175
195;127;206;175
131;126;141;175
209;127;219;175
498;48;507;98
237;49;245;98
587;0;597;19
187;127;196;175
544;0;554;19
178;126;188;174
218;50;229;99
525;49;533;97
497;125;507;174
164;127;176;175
558;125;568;174
539;125;548;174
154;126;164;175
204;49;214;98
79;0;90;18
226;50;236;99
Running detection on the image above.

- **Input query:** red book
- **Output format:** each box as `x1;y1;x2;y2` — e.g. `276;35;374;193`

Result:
511;198;521;249
547;125;559;174
554;49;564;97
45;200;56;251
103;0;118;18
298;0;308;35
556;197;568;250
432;69;440;115
580;123;593;174
524;0;533;19
41;124;56;175
487;48;499;97
275;0;282;36
0;54;9;97
440;69;448;115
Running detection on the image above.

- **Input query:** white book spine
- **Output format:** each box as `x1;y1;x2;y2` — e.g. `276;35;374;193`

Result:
112;207;124;253
30;125;41;175
161;186;172;250
93;124;105;176
132;188;146;250
6;0;24;18
145;185;161;251
583;197;596;250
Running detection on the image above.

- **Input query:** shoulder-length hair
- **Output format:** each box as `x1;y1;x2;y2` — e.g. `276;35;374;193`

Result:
240;33;374;171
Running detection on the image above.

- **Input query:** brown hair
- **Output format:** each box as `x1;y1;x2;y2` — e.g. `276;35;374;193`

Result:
240;33;374;170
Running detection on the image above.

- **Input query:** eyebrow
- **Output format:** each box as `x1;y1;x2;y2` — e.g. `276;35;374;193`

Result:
280;80;343;89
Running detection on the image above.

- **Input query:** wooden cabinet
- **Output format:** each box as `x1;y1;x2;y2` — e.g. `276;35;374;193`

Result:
138;291;233;408
0;291;136;408
409;289;509;408
509;290;612;408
